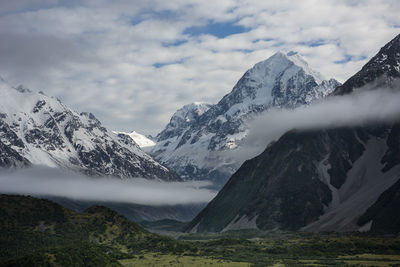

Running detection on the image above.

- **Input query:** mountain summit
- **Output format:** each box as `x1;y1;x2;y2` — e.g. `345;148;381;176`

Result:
151;51;340;187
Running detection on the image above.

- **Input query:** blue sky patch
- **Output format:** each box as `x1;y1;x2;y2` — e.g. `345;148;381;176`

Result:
153;63;165;68
272;42;285;47
252;38;274;43
334;55;353;64
298;39;326;47
334;54;367;64
153;58;187;68
131;10;178;25
235;49;253;53
163;40;188;47
184;21;248;38
130;16;144;26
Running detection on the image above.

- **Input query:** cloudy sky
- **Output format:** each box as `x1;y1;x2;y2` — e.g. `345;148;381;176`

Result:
0;0;399;135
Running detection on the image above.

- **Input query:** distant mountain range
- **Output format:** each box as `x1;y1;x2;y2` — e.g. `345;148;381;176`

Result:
150;51;340;188
0;78;179;181
186;33;400;234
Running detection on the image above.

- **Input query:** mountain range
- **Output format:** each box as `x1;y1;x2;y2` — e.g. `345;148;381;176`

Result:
0;78;179;181
151;51;340;188
0;32;399;235
186;33;400;234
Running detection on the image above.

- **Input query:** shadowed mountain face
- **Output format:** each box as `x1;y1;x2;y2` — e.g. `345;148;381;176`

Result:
357;177;400;234
0;80;180;181
186;34;400;234
152;52;339;188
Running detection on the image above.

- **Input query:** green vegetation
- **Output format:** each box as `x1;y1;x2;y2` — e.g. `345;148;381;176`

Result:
0;194;176;266
119;253;250;267
139;219;188;232
1;194;400;267
2;242;121;267
339;254;400;267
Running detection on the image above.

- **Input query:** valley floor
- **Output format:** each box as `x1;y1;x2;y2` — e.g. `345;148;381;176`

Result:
116;231;400;267
119;253;250;267
2;194;400;267
118;253;400;267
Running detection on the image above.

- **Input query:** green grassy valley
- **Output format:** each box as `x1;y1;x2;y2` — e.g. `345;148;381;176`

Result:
1;194;400;267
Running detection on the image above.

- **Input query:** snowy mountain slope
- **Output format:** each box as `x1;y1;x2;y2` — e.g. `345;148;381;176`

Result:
0;79;180;181
186;34;400;234
113;130;156;152
151;52;340;187
156;102;213;142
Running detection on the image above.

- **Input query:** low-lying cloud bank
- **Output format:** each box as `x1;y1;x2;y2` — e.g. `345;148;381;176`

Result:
0;167;217;206
227;88;400;163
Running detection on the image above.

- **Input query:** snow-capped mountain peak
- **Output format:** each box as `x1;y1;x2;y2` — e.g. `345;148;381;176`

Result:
250;51;325;84
221;51;337;117
150;52;340;187
113;130;156;148
172;102;211;122
285;51;325;83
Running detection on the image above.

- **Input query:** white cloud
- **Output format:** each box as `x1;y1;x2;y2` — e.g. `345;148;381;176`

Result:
0;167;217;206
225;87;400;164
0;0;398;135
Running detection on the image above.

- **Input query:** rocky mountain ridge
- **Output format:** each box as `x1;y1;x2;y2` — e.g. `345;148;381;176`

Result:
0;79;180;181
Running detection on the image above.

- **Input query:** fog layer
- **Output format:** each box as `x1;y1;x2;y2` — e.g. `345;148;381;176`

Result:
0;167;217;206
227;88;400;164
